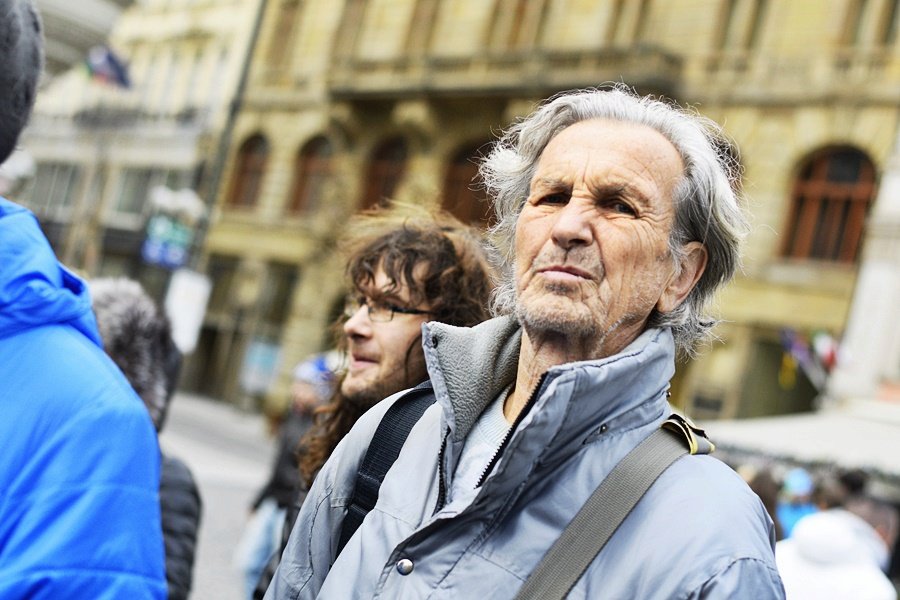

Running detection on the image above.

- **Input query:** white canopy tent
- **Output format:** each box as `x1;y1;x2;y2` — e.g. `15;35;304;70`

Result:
703;400;900;494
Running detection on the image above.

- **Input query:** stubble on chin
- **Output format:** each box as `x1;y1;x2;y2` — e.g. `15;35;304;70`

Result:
515;248;608;337
341;363;427;410
515;283;599;340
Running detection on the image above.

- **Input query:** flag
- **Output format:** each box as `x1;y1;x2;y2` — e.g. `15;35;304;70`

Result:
85;45;131;88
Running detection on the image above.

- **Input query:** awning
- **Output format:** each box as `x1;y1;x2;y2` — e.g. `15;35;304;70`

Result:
701;400;900;491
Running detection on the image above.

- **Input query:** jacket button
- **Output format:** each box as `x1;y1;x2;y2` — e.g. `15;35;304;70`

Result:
396;558;414;575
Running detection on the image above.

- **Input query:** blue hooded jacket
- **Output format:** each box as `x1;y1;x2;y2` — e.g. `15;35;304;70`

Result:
0;198;166;599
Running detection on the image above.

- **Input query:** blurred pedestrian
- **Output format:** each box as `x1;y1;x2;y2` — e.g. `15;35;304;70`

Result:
776;495;897;600
89;277;202;600
778;467;819;538
237;353;336;600
258;207;496;598
738;464;785;541
0;2;166;597
815;471;853;510
268;87;782;599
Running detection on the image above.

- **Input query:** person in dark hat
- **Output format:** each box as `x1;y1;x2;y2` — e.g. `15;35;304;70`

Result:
0;2;166;597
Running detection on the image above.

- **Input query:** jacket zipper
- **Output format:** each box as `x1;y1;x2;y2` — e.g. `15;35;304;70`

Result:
475;373;548;489
433;426;451;512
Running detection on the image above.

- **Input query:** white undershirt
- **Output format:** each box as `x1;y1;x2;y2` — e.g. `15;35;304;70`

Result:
448;385;512;508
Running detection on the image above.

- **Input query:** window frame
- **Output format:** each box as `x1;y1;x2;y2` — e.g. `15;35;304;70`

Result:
359;136;408;210
781;147;876;263
287;136;334;215
441;141;494;227
226;134;270;210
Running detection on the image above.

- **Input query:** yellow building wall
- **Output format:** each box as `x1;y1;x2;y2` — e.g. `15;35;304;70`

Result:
201;0;900;413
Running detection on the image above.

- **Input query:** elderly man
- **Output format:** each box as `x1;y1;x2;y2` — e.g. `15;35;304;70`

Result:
267;87;783;599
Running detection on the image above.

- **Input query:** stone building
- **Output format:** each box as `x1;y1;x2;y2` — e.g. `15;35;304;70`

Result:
17;0;265;299
201;0;900;413
0;0;134;203
14;0;899;414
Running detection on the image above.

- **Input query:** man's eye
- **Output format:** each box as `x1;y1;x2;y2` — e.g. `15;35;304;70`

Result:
609;200;636;216
369;300;390;312
539;193;569;205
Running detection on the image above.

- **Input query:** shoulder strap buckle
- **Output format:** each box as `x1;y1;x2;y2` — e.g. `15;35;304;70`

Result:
661;413;715;456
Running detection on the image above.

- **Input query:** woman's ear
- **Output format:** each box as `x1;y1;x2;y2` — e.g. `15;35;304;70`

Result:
657;242;708;314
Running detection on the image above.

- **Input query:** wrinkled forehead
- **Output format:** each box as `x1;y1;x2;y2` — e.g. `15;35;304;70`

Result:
533;118;685;202
541;117;684;165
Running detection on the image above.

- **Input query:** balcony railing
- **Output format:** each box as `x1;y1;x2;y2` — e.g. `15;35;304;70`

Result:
328;45;683;100
699;47;900;102
68;105;212;131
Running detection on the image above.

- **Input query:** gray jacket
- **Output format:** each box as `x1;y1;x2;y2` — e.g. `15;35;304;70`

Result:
268;316;784;599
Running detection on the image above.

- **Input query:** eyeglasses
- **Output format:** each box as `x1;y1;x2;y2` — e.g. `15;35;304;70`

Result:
343;294;430;323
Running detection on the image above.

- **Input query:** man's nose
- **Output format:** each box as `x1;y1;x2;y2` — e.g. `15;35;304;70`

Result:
550;200;594;249
343;304;372;338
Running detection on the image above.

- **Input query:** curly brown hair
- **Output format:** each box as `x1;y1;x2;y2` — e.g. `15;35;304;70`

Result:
299;208;495;487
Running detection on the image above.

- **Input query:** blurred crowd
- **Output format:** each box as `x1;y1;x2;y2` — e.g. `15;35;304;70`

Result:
737;463;899;599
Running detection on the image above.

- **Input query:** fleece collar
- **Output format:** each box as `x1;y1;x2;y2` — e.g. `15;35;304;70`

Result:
422;315;522;442
422;314;675;445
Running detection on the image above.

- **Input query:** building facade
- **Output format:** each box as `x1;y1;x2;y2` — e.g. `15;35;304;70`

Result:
15;0;899;413
17;0;264;325
202;0;900;414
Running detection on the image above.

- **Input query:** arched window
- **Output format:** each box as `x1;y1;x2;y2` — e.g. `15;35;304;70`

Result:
227;134;269;208
441;142;494;226
360;137;408;210
287;136;334;214
782;147;876;263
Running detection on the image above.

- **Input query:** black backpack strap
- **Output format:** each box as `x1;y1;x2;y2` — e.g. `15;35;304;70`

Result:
335;381;437;558
513;413;714;600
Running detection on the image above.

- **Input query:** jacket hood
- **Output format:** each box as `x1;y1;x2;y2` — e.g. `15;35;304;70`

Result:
0;198;101;345
785;509;889;569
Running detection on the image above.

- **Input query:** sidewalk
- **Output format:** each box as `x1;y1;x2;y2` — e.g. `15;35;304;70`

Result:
160;393;276;600
162;393;273;485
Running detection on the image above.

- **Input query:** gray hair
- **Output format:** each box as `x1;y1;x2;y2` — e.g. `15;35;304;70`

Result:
89;278;178;431
480;85;748;354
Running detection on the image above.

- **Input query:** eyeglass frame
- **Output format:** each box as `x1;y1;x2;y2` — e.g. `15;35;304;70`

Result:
343;294;431;323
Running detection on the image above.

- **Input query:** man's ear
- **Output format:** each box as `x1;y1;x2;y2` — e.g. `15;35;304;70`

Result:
657;242;707;314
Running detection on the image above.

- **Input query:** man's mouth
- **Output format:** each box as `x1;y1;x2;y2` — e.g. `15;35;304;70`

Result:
536;265;594;282
349;353;378;371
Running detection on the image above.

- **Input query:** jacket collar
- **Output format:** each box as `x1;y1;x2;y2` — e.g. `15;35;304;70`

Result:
422;314;675;453
422;315;521;443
